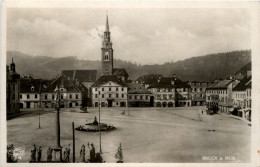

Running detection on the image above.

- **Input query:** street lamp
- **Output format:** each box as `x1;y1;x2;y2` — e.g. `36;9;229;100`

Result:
98;87;102;154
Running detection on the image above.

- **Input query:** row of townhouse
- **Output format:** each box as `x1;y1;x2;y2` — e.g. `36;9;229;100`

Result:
232;75;251;120
206;72;252;121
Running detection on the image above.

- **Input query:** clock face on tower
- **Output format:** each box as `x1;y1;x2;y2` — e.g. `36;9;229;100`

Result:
104;51;109;60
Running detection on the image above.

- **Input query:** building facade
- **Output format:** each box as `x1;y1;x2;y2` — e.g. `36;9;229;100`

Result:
188;81;213;106
6;59;20;115
92;75;128;107
206;79;239;113
148;77;176;107
232;75;251;120
127;83;152;107
62;70;97;107
42;74;82;108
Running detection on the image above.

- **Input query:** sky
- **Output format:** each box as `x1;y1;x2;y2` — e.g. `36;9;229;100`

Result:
7;8;251;65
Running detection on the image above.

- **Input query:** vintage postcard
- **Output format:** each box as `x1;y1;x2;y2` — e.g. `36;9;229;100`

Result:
1;1;260;167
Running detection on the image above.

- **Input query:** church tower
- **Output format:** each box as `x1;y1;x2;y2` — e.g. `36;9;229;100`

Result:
101;15;113;76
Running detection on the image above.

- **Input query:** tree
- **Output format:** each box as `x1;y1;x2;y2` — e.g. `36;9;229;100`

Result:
115;143;123;163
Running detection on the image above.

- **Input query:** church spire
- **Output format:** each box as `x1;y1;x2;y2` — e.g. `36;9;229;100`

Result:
105;14;109;32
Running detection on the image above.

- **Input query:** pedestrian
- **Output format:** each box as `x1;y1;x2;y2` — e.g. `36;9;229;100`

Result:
37;146;42;162
64;148;68;162
47;147;53;162
32;144;37;161
67;147;71;162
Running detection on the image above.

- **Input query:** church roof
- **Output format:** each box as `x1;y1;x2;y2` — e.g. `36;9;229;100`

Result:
62;70;97;82
112;68;129;77
92;75;127;87
105;15;109;32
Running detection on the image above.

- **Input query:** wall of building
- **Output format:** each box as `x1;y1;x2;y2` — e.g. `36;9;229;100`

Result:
92;85;128;107
149;88;175;107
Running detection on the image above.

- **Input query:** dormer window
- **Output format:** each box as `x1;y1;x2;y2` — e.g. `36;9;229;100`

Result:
60;88;64;92
31;86;34;91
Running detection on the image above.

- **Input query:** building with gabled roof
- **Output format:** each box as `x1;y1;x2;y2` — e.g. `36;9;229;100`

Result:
127;83;152;107
147;74;191;107
232;75;251;120
62;70;97;107
206;78;239;113
91;75;128;107
41;74;83;108
19;78;51;109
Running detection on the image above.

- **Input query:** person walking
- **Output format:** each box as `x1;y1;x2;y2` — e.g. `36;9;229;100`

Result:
37;146;42;162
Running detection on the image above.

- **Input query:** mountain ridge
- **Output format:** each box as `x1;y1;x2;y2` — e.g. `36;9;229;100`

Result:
7;50;251;81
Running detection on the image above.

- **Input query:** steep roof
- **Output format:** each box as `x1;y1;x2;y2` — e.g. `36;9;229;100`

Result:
92;75;127;87
112;68;129;77
233;76;251;91
62;70;97;82
136;74;163;85
206;80;233;90
148;76;189;88
20;79;51;93
127;83;152;94
43;74;81;93
20;79;42;93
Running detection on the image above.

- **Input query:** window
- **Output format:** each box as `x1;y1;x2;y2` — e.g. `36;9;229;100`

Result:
101;94;104;98
129;96;132;100
52;94;55;99
116;88;118;91
140;96;143;100
27;94;30;99
116;94;119;98
45;94;47;99
76;102;78;106
200;88;202;91
95;88;97;91
109;88;111;91
69;94;72;99
31;86;34;91
61;94;63;99
20;95;22;99
122;88;124;91
194;88;197;91
95;94;98;98
109;94;112;98
76;94;78;99
146;96;148;100
35;94;38;99
61;88;63;92
122;94;124;98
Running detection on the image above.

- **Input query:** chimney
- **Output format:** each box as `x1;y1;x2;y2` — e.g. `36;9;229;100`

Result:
247;70;251;77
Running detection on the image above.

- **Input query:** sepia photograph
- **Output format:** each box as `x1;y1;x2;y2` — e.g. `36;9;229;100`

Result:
1;1;260;166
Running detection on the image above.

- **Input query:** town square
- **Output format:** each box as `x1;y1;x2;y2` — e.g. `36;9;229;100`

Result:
4;4;255;164
7;107;250;162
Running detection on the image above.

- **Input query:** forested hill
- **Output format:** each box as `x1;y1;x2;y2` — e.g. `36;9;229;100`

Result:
7;50;251;81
